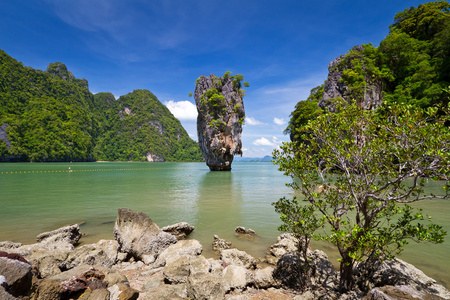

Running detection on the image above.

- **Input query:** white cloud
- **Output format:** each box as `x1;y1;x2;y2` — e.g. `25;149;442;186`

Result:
164;100;197;121
253;137;276;146
246;117;265;126
273;117;286;125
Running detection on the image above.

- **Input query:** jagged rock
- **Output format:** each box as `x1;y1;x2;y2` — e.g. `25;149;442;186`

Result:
253;267;277;289
161;222;195;240
194;73;246;171
268;234;301;261
163;256;191;284
318;45;383;112
154;239;203;267
107;282;139;300
29;279;63;300
212;235;233;252
189;255;212;275
113;208;177;262
35;255;62;278
0;285;18;300
220;248;256;270
0;257;32;297
356;258;450;299
142;272;164;291
64;239;119;269
35;224;81;252
208;258;225;275
144;284;187;300
235;226;255;235
222;265;253;292
186;272;225;300
366;285;446;300
0;242;22;252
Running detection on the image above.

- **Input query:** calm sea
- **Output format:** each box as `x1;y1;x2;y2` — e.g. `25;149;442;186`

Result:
0;162;448;288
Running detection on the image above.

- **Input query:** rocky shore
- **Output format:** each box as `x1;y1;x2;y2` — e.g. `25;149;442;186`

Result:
1;208;449;300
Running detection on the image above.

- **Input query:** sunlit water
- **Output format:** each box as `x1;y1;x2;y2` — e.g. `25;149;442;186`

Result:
0;162;448;288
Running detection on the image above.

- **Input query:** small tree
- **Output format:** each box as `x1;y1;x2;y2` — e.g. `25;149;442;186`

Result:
273;101;449;292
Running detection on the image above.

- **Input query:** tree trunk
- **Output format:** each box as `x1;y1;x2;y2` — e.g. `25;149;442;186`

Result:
339;254;355;292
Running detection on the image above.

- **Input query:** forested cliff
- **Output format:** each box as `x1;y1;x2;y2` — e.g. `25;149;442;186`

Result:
0;50;202;162
286;1;450;141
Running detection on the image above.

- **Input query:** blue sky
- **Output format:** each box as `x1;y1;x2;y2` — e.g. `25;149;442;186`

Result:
1;0;427;157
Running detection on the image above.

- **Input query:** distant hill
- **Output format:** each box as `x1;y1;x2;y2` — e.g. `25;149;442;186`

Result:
234;155;272;162
0;50;202;162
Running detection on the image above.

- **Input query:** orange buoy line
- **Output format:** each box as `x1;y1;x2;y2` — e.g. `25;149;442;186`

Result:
0;166;193;175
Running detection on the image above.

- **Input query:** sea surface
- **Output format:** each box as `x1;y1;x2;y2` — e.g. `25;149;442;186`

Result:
0;161;448;288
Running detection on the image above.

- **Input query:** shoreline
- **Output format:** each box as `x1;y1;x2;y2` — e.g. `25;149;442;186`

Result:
1;209;449;299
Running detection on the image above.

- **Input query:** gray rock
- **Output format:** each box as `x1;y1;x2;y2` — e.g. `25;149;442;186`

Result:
253;267;277;289
36;224;81;247
155;239;203;267
143;284;187;300
64;239;119;269
220;248;256;270
189;255;212;275
107;282;139;300
222;265;253;292
212;235;233;252
0;285;18;300
161;222;195;240
0;257;32;297
268;234;300;259
163;256;190;284
235;226;255;235
194;73;245;171
142;272;164;291
113;208;177;261
186;272;225;300
367;285;446;300
357;258;450;299
35;255;62;278
0;242;22;252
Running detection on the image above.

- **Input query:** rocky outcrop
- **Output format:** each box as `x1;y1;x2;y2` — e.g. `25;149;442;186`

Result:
113;208;177;263
35;224;81;251
212;235;233;252
194;73;246;171
0;256;32;297
318;45;383;112
161;222;195;240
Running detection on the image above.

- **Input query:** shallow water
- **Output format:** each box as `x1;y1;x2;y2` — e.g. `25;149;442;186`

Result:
0;162;448;288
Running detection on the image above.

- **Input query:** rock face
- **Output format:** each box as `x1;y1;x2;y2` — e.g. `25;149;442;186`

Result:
318;45;383;112
194;73;246;171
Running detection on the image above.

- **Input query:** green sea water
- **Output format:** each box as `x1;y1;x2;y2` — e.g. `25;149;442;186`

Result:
0;162;448;288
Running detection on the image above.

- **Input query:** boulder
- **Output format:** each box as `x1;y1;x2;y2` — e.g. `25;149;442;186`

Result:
356;258;450;299
220;248;256;270
155;239;203;267
36;224;81;251
29;279;63;300
144;284;187;300
212;235;233;252
161;222;195;240
253;267;277;289
113;208;177;261
0;285;18;300
367;285;447;300
0;256;32;297
189;255;212;275
163;256;191;284
268;234;300;259
35;255;62;278
64;239;119;269
222;265;253;292
235;226;255;235
107;282;139;300
186;272;225;300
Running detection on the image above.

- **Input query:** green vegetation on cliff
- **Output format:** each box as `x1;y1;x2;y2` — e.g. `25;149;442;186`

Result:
0;50;202;162
287;1;450;140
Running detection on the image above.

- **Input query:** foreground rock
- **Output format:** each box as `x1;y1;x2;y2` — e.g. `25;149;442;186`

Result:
113;208;177;263
194;73;246;171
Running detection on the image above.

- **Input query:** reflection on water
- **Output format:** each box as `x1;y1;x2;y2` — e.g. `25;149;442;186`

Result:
0;162;448;288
